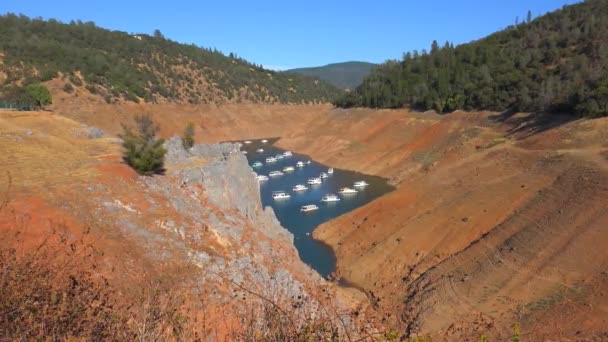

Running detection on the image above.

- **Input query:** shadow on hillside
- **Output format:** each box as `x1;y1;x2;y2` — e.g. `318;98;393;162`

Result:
489;110;579;139
120;159;166;176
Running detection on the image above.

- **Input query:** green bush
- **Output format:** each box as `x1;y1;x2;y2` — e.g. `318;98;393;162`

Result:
575;76;608;118
119;114;166;175
25;83;52;109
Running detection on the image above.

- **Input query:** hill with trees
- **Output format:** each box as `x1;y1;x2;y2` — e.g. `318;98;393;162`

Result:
334;0;608;118
285;61;377;89
0;14;342;105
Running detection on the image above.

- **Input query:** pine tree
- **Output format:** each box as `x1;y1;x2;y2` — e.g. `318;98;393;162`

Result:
120;114;166;175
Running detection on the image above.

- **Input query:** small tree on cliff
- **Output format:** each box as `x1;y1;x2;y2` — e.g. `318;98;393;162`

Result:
182;122;195;150
120;114;166;175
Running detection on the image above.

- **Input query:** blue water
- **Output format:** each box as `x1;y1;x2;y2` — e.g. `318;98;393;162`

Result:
240;138;394;278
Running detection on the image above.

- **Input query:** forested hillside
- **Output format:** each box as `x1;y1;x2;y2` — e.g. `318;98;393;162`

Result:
0;14;342;104
285;61;376;89
335;0;608;117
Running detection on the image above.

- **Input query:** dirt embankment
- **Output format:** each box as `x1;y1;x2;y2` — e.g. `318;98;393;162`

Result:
48;95;331;142
23;100;608;339
0;109;376;339
276;109;608;340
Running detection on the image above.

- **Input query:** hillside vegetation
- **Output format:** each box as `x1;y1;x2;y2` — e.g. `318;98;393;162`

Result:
335;0;608;117
285;61;377;89
0;14;342;105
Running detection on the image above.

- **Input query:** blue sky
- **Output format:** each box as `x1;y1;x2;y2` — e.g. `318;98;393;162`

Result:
0;0;582;70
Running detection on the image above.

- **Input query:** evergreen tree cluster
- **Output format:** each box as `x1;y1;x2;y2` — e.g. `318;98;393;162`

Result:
0;14;342;104
335;0;608;118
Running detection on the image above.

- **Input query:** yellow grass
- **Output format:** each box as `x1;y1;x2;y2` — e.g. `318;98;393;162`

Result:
0;111;118;191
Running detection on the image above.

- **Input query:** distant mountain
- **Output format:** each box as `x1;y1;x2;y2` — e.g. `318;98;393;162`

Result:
285;62;377;90
0;14;342;105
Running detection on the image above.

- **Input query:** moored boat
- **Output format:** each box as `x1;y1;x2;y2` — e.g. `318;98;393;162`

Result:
269;170;284;177
257;175;269;181
283;166;295;173
320;172;328;179
307;177;322;185
321;194;340;202
272;191;290;200
327;168;334;174
244;140;252;144
261;139;268;143
338;187;358;194
266;157;277;163
296;161;305;168
300;204;319;212
353;180;369;187
283;151;293;157
256;148;264;153
252;161;263;168
293;184;308;192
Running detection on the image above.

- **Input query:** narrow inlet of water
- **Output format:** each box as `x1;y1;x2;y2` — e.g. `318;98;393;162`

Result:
240;138;394;278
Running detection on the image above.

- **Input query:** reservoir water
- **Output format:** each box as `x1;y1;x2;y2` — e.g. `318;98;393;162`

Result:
240;138;394;278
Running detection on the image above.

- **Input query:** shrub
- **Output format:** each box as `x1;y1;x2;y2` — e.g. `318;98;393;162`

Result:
39;69;57;82
182;122;195;149
119;114;166;175
0;215;188;340
69;74;83;87
63;83;74;93
25;83;52;109
0;216;130;340
85;84;97;94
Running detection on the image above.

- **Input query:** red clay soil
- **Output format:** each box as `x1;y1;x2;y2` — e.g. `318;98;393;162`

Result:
1;108;380;339
279;109;608;340
22;98;608;339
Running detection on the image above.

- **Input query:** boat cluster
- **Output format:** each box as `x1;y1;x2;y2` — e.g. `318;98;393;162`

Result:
244;139;268;145
263;150;296;164
242;140;371;213
271;179;369;213
251;150;313;180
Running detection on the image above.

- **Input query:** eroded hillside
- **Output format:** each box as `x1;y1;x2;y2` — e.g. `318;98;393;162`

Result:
0;109;377;339
276;109;608;340
4;99;607;340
